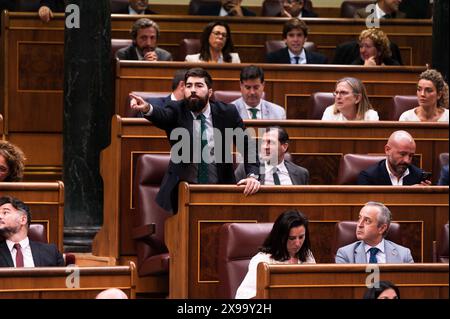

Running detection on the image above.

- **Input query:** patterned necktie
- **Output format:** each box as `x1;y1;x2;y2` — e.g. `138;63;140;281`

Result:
248;108;258;119
294;56;300;64
369;247;379;263
14;243;24;267
197;113;208;184
272;168;281;185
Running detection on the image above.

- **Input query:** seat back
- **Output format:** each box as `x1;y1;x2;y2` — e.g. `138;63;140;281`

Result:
390;95;418;121
15;0;41;11
265;40;316;55
179;38;201;61
332;221;402;258
340;1;374;18
112;39;132;59
217;222;273;299
213;91;242;104
335;154;386;185
110;0;129;13
188;0;221;15
126;91;171;117
133;154;171;276
28;224;48;243
307;92;334;119
436;223;449;263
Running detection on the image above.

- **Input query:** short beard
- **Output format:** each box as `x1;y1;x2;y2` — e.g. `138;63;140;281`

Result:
185;95;208;113
0;225;19;238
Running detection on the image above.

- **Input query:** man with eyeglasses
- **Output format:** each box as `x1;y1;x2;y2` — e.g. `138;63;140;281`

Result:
116;18;173;61
0;196;64;267
278;0;317;18
266;18;327;64
195;0;256;17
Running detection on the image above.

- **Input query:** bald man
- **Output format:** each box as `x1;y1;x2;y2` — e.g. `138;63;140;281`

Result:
95;288;128;299
358;130;431;185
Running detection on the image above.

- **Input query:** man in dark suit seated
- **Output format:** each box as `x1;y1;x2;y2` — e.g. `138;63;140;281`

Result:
116;18;172;61
278;0;317;18
235;126;309;185
0;196;64;267
354;0;406;19
266;18;327;64
195;0;256;16
129;69;187;117
129;67;261;213
358;130;431;186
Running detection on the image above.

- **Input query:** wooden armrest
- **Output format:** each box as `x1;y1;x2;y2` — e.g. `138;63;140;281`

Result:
132;223;156;240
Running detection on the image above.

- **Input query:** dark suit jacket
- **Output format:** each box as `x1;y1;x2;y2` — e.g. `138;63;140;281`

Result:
354;7;406;19
0;240;64;267
266;47;328;64
144;100;260;213
358;159;423;185
235;160;309;185
114;7;156;14
40;0;65;12
129;95;172;117
116;44;173;61
195;3;256;16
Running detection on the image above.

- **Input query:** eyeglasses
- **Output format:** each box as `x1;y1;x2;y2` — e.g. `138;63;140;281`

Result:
333;90;352;97
211;31;228;38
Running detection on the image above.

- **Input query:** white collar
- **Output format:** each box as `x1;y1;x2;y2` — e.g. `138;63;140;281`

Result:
265;160;288;174
364;238;385;254
385;159;410;183
128;6;144;15
288;48;306;62
6;237;30;253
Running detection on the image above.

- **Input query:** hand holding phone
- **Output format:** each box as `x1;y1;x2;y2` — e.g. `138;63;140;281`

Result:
421;171;432;182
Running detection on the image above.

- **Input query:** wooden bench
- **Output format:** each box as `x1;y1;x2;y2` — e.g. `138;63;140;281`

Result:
0;262;137;299
92;116;448;262
255;263;449;299
0;182;64;252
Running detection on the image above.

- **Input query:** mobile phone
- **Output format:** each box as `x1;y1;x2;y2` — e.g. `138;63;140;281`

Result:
421;171;432;181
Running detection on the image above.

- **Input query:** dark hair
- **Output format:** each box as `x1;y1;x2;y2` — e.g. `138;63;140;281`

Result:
282;18;309;39
0;140;26;182
419;69;449;109
260;209;311;262
363;281;400;299
171;69;188;91
265;126;289;145
130;18;160;41
240;65;265;83
199;21;235;63
0;196;31;228
185;67;213;89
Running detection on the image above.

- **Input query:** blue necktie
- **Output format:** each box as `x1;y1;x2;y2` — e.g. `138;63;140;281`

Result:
293;56;300;64
369;247;379;263
197;113;208;184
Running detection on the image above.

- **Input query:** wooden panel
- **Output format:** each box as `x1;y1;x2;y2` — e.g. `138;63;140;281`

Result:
92;116;448;262
256;263;449;299
0;262;137;299
165;184;448;298
115;61;425;119
0;182;64;252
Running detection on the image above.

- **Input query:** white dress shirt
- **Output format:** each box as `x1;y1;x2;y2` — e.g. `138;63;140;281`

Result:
264;161;292;185
288;48;307;64
385;160;410;185
364;239;387;264
6;237;35;267
244;101;262;119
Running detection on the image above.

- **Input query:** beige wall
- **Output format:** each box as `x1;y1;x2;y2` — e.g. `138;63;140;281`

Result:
150;0;344;8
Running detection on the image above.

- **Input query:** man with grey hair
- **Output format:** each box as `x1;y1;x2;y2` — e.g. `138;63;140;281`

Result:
116;18;172;61
358;130;431;185
335;201;414;264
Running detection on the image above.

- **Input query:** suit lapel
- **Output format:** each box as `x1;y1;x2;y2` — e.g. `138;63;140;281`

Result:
260;101;270;119
379;160;393;184
354;242;367;263
284;161;297;184
384;240;402;263
29;241;41;267
0;241;14;267
282;47;291;64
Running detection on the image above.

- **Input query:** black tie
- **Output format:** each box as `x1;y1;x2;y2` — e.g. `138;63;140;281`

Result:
272;168;281;185
383;13;392;19
248;108;258;119
293;56;300;64
196;113;208;184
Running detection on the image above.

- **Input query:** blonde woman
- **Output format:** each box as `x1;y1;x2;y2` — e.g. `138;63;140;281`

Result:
399;69;449;122
322;77;379;121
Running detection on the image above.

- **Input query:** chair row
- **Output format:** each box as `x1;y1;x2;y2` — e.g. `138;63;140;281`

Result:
218;221;449;299
127;89;423;121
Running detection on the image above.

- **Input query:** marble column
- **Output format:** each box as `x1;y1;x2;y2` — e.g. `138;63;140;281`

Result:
63;1;112;252
432;0;449;80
